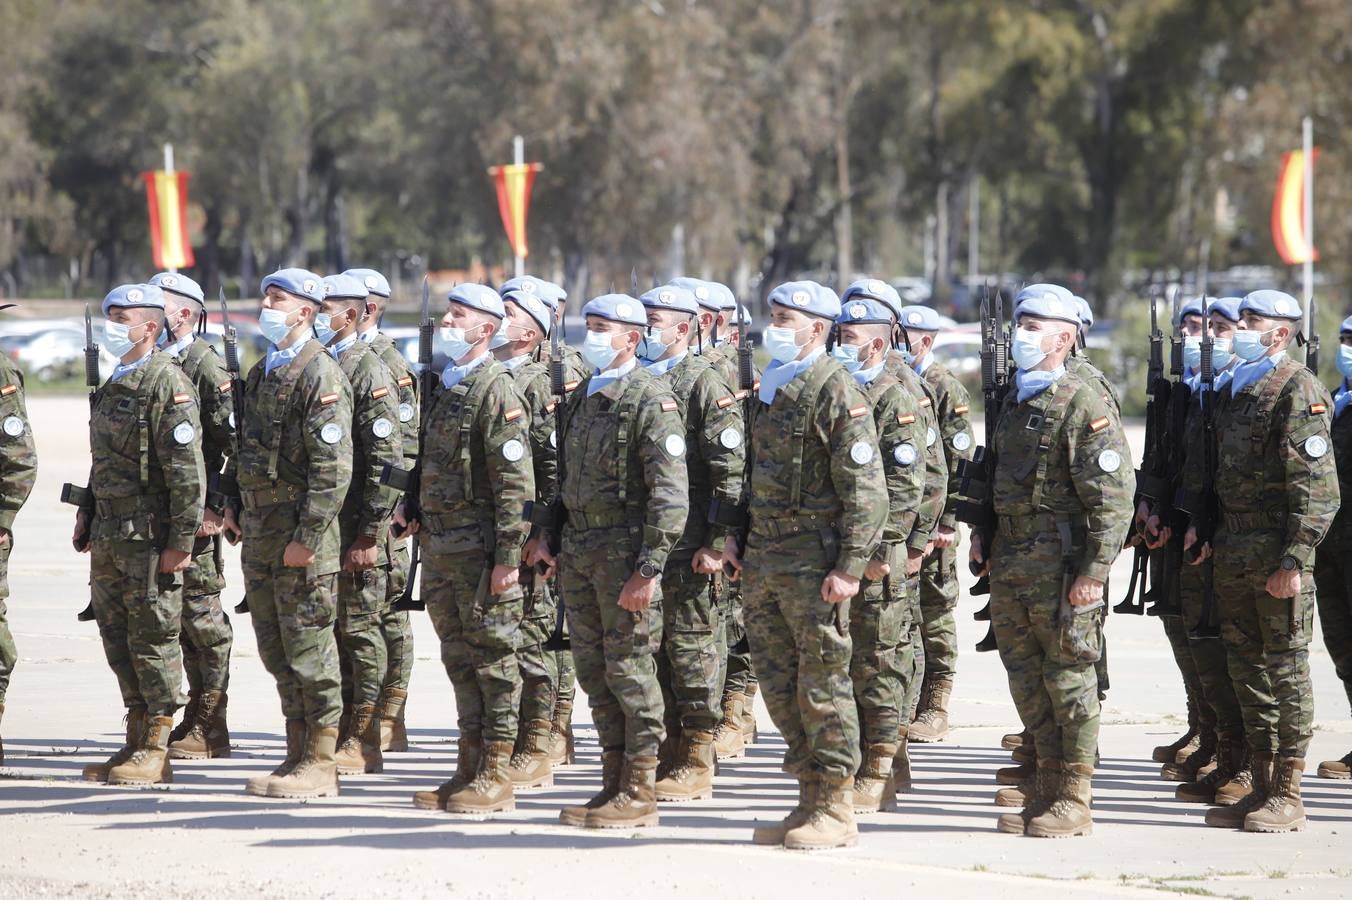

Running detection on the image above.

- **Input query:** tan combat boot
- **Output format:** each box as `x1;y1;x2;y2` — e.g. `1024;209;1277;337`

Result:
1244;757;1306;833
1161;730;1216;782
752;771;819;845
413;736;482;810
1025;762;1093;837
333;704;383;775
83;707;146;783
108;715;174;785
893;725;913;793
1213;746;1256;806
852;743;898;813
1316;750;1352;780
1152;725;1199;765
507;718;555;789
1176;733;1241;804
168;693;199;745
994;767;1037;807
712;693;747;760
267;725;340;799
377;687;409;752
997;758;1060;834
1205;751;1272;828
246;719;306;796
446;740;516;814
1001;729;1027;751
909;677;953;743
547;698;575;766
169;690;231;760
741;682;759;744
656;729;716;802
997;758;1036;786
1010;741;1036;765
784;774;859;850
560;748;623;826
584;755;659;828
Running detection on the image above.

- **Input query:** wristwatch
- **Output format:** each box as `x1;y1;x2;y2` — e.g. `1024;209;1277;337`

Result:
636;559;661;579
1279;556;1299;571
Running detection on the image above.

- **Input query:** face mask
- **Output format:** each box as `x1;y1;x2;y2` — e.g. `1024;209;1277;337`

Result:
640;325;679;362
104;321;145;358
581;330;621;371
489;324;515;350
1211;336;1234;371
313;312;339;345
156;320;171;348
763;324;809;363
1232;327;1275;362
1011;326;1049;371
1182;335;1201;371
1337;345;1352;380
259;307;297;346
440;326;475;362
830;343;864;373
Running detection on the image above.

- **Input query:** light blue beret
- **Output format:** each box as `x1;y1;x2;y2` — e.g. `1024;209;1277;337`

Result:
448;284;506;319
1240;289;1303;321
1340;315;1352;335
102;283;165;315
1178;297;1206;326
663;277;716;313
706;281;737;312
1207;297;1242;323
501;275;567;309
1073;296;1094;330
341;268;391;298
640;285;700;316
1015;289;1080;326
836;296;894;326
321;273;368;302
897;304;943;331
148;272;204;306
583;293;646;327
261;268;325;304
841;278;903;321
768;280;840;321
504;290;552;335
1013;283;1075;314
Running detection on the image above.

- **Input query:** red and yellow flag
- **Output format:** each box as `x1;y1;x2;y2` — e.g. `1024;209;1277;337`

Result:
488;162;543;259
141;169;195;270
1271;149;1319;265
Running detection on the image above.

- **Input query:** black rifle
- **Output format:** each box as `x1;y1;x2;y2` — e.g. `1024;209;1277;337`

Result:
382;276;433;612
1185;314;1221;638
64;305;100;621
215;289;252;613
1306;292;1320;376
1147;301;1194;618
539;292;571;651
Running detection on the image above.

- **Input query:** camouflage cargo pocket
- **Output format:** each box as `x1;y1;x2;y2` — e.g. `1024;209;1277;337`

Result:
1057;602;1103;664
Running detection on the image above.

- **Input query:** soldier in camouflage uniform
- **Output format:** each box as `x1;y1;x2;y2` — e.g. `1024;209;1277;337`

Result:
724;280;887;850
346;267;418;754
227;268;352;799
1313;314;1352;780
637;284;744;802
1186;290;1338;833
0;305;37;765
407;284;534;817
530;293;688;829
149;272;237;761
971;292;1134;838
316;273;403;777
830;292;928;814
75;283;205;786
897;303;974;745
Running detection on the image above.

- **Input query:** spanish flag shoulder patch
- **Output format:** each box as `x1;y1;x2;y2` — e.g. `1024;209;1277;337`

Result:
919;397;932;408
848;404;868;419
320;392;340;406
734;389;749;401
1089;416;1110;433
564;380;580;392
546;400;558;413
504;407;524;422
661;400;678;412
1311;403;1327;415
0;384;17;396
218;380;233;394
397;376;414;387
371;386;390;399
173;392;192;404
753;380;761;390
716;395;735;409
954;404;969;415
897;413;916;425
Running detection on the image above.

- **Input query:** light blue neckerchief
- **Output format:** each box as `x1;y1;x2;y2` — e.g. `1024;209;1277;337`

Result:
1335;380;1352;420
587;357;638;397
110;353;154;382
644;350;687;377
1015;365;1066;403
501;353;531;371
442;353;488;389
358;328;377;344
163;332;194;359
328;333;358;360
851;362;886;386
1228;351;1285;396
759;347;825;405
265;334;313;375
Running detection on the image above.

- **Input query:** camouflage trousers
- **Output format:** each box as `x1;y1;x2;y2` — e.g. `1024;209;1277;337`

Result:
420;529;522;743
743;528;860;779
517;569;560;725
380;537;414;693
848;563;913;746
1214;532;1314;758
0;541;14;703
656;555;724;734
990;523;1101;766
1179;555;1243;738
179;535;232;695
90;540;184;718
561;523;665;759
336;566;390;709
1313;521;1352;716
721;580;757;697
556;647;576;703
242;535;342;729
1149;548;1211;733
918;542;960;680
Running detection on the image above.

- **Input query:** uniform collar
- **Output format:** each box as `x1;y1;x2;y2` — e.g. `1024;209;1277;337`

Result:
644;350;688;377
1229;351;1285;396
442;353;489;389
1015;365;1066;403
329;333;359;359
501;353;532;370
162;332;195;358
265;334;313;375
110;352;155;382
851;361;886;386
759;347;825;404
358;328;377;344
587;357;638;398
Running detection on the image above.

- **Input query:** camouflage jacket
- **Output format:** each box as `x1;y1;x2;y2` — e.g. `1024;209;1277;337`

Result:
1328;387;1352;535
236;339;353;573
418;357;534;568
1212;356;1338;566
557;364;688;570
746;353;887;579
991;370;1135;581
1067;354;1122;417
886;352;946;544
172;336;236;481
503;355;559;510
920;356;974;531
86;351;205;554
334;340;404;554
367;330;419;468
0;357;37;532
649;353;745;555
858;369;927;556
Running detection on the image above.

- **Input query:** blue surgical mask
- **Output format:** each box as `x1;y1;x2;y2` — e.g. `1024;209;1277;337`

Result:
313;312;338;345
830;343;864;373
1337;344;1352;380
640;326;673;362
763;324;808;363
1011;326;1048;371
489;325;514;350
1232;328;1273;362
440;326;474;362
1182;335;1201;371
1211;336;1234;371
898;345;917;367
103;321;144;358
156;322;171;348
259;307;297;346
581;330;620;371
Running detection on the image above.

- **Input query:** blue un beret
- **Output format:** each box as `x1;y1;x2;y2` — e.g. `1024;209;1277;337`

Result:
706;281;738;313
768;280;840;321
1207;297;1242;323
102;283;165;316
448;284;506;320
1015;285;1080;327
1013;283;1075;316
898;304;943;332
640;285;700;316
321;273;368;302
841;278;903;321
148;272;204;306
1178;296;1206;326
342;268;391;298
504;290;552;336
261;268;325;304
583;293;647;327
837;296;894;326
1073;296;1094;330
1240;289;1303;321
501;275;567;310
665;277;719;314
1341;315;1352;335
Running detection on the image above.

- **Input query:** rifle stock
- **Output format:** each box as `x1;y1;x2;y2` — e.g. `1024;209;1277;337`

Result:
387;276;433;612
69;304;100;621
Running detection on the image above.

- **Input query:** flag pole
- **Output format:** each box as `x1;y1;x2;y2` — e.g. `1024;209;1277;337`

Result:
1301;116;1313;347
163;143;178;274
512;134;525;278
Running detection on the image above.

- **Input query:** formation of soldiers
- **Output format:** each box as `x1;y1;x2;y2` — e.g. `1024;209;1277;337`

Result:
0;270;1344;848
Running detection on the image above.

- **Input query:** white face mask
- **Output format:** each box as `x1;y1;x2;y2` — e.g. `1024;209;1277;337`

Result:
104;320;149;357
581;330;621;370
1011;326;1050;371
763;324;810;363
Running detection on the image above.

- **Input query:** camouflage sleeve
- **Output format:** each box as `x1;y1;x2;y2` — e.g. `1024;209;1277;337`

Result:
875;385;925;554
1063;384;1136;581
935;370;974;530
524;370;558;507
479;375;535;567
352;365;404;541
818;373;888;579
916;402;947;546
635;385;690;571
694;367;745;548
394;366;419;466
194;349;238;471
293;373;354;551
1276;377;1340;567
0;369;37;531
148;368;206;554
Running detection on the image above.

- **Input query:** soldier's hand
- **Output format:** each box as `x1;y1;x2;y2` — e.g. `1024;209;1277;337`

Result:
72;510;90;552
1067;575;1104;607
618;571;658;611
525;536;556;578
222;506;243;545
1144;514;1171;551
159;547;191;574
197;509;224;539
864;558;890;581
821;569;859;604
1135;499;1152;530
1182;527;1210;565
283;541;316;568
1266;567;1301;600
905;548;924;576
490;564;520;595
0;528;9;547
721;536;743;581
394;501;419;536
343;535;378;572
932;525;957;550
692;546;723;575
968;534;989;577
